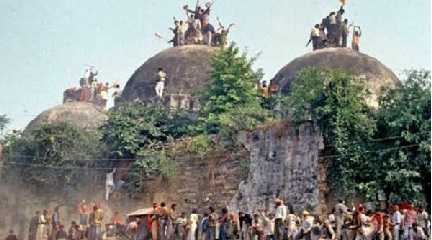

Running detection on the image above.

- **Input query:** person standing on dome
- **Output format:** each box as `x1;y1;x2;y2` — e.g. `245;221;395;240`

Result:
169;20;180;47
351;26;361;52
318;24;328;49
335;6;345;46
307;24;321;51
215;17;234;47
179;21;189;46
201;15;215;46
341;19;349;48
155;68;167;99
327;12;337;46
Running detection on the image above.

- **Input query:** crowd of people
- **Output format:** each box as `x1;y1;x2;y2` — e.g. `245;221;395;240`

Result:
166;1;234;47
63;67;120;108
307;5;362;52
5;198;430;240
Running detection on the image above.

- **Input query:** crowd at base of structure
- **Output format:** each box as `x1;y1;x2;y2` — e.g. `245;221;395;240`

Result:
6;198;431;240
307;5;361;52
167;2;234;47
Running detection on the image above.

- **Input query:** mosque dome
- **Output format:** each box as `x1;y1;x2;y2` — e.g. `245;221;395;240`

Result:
271;48;400;106
117;45;217;104
25;102;108;132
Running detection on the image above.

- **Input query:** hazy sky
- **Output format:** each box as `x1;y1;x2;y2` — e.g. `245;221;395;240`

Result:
1;0;431;130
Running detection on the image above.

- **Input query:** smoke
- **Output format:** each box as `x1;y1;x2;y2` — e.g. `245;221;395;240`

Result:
0;180;113;239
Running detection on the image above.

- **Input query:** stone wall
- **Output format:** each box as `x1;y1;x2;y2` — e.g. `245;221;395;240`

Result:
0;121;329;239
229;121;325;214
110;121;327;215
110;147;249;214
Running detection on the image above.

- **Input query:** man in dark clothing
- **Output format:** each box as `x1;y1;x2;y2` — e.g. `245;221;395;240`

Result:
201;16;215;46
5;230;18;240
341;19;349;47
169;20;180;47
327;12;337;46
335;7;345;46
55;226;67;240
29;211;40;240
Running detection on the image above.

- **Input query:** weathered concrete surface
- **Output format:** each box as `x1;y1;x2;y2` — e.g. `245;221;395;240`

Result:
25;102;108;132
271;48;400;107
118;45;217;104
229;121;324;214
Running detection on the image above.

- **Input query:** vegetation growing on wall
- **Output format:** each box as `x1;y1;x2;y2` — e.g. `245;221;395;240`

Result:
287;68;431;205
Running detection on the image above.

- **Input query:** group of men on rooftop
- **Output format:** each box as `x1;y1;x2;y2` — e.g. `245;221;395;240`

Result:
307;5;362;52
168;1;234;47
63;67;120;109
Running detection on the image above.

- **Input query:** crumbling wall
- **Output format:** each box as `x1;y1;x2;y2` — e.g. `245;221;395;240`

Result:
229;121;326;214
109;147;248;214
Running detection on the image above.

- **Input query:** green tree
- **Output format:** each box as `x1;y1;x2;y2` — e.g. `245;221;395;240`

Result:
288;68;375;197
199;44;267;137
2;123;104;190
101;103;194;159
373;70;431;205
0;114;9;136
101;103;194;192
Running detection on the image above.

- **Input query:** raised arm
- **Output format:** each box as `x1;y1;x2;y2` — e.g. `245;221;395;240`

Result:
227;23;235;32
216;17;224;28
203;0;215;15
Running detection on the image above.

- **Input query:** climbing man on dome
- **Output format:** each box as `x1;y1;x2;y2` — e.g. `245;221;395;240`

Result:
258;80;270;98
155;68;167;99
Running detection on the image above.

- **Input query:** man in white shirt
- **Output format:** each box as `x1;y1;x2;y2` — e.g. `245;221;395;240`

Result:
392;205;402;240
416;207;429;237
307;24;321;51
300;211;315;240
334;200;347;240
178;21;188;46
274;198;287;240
155;68;167;99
